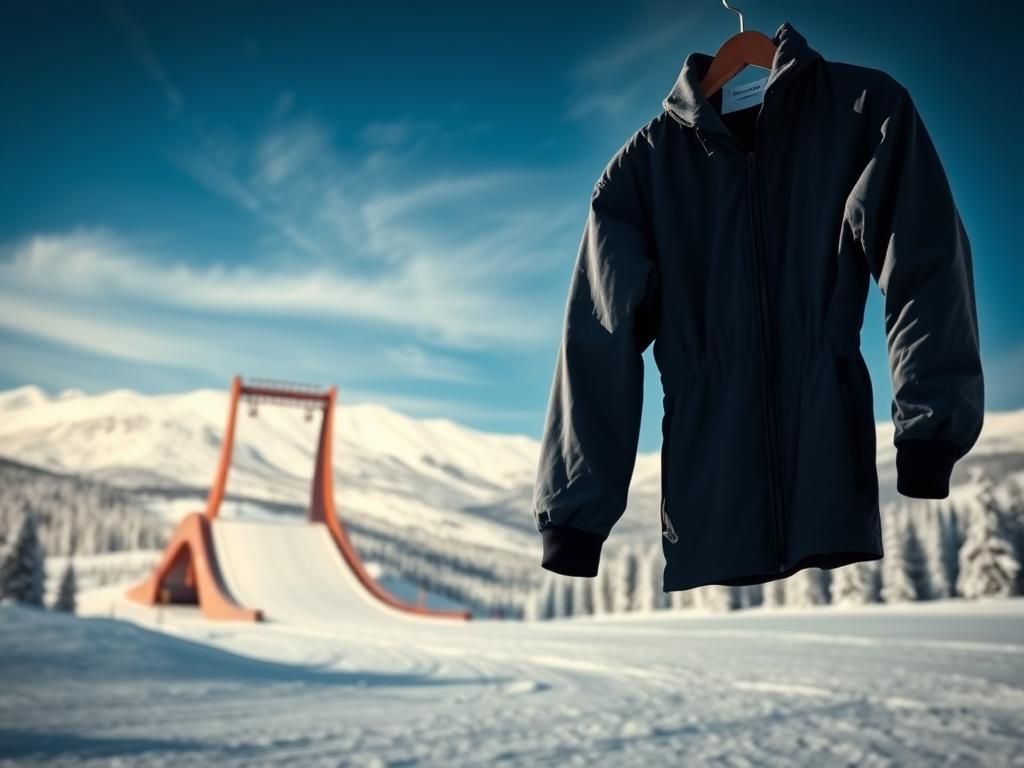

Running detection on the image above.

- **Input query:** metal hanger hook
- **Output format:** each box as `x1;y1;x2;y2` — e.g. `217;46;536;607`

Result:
721;0;744;33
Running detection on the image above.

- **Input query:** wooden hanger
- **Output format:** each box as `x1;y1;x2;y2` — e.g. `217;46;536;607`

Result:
699;1;778;98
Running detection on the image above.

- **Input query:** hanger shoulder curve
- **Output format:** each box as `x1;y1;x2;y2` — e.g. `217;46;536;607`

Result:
699;30;777;98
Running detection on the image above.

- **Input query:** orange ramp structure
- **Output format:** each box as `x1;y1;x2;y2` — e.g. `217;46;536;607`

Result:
127;376;471;622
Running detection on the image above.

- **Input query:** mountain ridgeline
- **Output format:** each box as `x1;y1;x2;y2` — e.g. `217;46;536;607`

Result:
1;385;1023;617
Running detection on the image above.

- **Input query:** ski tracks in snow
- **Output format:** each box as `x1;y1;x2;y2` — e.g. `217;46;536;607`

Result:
1;601;1023;766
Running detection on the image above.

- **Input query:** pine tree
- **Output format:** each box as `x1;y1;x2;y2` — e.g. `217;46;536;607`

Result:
0;509;46;607
832;561;875;606
957;480;1021;599
635;544;667;612
720;585;739;611
562;577;575;617
692;584;735;612
867;559;883;602
592;562;614;615
570;575;595;617
736;584;761;609
521;591;538;621
783;567;828;607
881;507;918;603
903;516;932;600
923;501;952;598
523;576;549;621
551;575;574;618
761;578;786;608
669;587;694;610
1005;478;1024;594
611;546;639;613
943;501;965;595
529;572;557;620
53;562;77;613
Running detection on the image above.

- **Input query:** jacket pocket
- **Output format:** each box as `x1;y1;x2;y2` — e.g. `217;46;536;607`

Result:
660;392;679;543
834;354;872;495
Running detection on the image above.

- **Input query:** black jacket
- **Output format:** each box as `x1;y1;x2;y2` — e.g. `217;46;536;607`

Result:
531;22;984;590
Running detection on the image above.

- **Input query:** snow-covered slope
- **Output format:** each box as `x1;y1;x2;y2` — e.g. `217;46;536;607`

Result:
1;385;1022;552
0;385;571;552
2;598;1023;766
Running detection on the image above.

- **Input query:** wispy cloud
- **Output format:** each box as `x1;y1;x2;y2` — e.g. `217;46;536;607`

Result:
359;119;438;147
0;327;527;422
105;3;574;343
0;229;553;349
361;171;526;225
563;10;698;121
28;5;583;426
164;105;580;335
379;344;479;384
173;113;575;274
256;119;332;188
338;385;536;424
0;292;198;366
105;0;184;116
107;4;334;261
0;74;578;422
0;229;542;420
571;21;687;82
564;80;653;121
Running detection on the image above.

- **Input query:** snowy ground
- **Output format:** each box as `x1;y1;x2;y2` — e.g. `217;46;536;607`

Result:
2;596;1023;767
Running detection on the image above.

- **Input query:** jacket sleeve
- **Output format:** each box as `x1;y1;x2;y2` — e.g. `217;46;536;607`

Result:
531;162;659;577
845;78;984;499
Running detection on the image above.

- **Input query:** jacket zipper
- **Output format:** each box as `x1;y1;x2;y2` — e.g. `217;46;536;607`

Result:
746;151;787;573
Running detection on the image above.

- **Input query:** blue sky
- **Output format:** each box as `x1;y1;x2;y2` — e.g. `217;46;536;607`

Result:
1;1;1020;451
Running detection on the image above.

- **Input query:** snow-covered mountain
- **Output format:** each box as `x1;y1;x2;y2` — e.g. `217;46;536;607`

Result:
1;385;1022;553
0;385;563;554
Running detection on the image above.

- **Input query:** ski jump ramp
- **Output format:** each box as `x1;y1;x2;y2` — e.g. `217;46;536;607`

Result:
212;519;401;625
127;377;471;623
213;519;457;625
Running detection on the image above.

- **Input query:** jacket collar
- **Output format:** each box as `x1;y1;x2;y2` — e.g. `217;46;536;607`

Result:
662;22;822;138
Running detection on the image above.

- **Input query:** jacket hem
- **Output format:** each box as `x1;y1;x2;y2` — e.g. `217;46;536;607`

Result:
895;438;960;499
662;548;884;591
540;525;605;577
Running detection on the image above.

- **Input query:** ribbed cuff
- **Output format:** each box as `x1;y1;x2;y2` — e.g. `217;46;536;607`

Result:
540;525;605;577
896;438;961;499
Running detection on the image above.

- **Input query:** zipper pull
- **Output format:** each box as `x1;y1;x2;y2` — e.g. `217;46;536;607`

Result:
695;127;715;157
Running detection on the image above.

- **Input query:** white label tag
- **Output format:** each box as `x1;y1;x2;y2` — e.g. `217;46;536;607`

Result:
721;75;768;114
